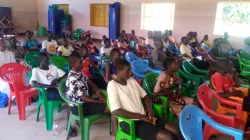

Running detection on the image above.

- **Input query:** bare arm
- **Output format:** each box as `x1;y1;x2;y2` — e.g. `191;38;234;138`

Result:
106;63;113;83
112;108;142;119
218;91;243;98
143;96;153;116
31;81;56;88
79;95;104;103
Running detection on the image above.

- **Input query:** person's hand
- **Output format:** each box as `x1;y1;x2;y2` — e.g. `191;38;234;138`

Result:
111;74;117;79
148;114;157;125
51;79;58;85
237;91;244;98
97;99;106;103
141;115;153;124
96;91;106;101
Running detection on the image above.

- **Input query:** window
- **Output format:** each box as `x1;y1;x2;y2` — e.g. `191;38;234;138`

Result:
90;4;109;27
214;2;250;36
141;3;175;31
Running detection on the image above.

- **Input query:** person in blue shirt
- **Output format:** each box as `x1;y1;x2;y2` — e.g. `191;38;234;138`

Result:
168;42;181;57
242;36;250;55
22;30;40;52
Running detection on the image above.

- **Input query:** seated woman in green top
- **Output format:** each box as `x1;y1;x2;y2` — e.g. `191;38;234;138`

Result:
22;30;40;52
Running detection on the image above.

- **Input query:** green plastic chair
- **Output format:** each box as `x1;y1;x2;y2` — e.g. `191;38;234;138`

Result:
240;50;250;60
100;89;162;140
59;79;110;140
100;56;111;69
238;54;250;77
182;60;209;81
28;72;65;131
73;29;84;41
50;56;69;72
24;51;40;68
143;73;175;122
177;69;201;98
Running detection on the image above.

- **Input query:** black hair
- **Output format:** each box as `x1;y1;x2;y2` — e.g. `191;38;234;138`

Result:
168;30;173;36
110;48;121;57
131;30;135;32
163;58;176;69
68;53;82;66
26;30;33;35
104;38;110;44
102;35;107;39
181;37;188;43
216;59;230;69
139;37;146;40
38;52;49;62
114;59;130;71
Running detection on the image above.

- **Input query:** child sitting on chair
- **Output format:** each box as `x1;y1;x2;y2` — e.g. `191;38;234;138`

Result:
22;30;40;52
84;38;99;55
105;48;121;83
42;31;58;55
136;37;147;58
30;52;66;101
57;38;75;57
66;54;117;136
107;59;183;140
154;58;196;117
100;38;113;56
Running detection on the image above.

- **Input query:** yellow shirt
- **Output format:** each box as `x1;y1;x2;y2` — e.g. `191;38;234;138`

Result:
203;40;213;48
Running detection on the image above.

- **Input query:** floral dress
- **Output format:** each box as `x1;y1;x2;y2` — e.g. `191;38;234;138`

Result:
154;71;194;117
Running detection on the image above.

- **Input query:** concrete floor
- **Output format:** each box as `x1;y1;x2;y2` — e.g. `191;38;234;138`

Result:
0;103;112;140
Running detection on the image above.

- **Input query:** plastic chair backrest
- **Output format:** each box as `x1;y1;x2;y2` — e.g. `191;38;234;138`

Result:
182;60;193;72
131;60;147;75
100;56;111;69
50;56;68;72
125;52;137;64
0;63;29;91
197;84;236;125
143;73;158;95
24;51;40;68
180;105;244;140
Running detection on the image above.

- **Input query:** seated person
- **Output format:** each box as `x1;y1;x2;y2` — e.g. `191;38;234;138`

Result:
66;54;116;136
57;38;74;57
180;37;193;60
105;48;121;83
151;38;167;70
22;30;40;52
201;35;213;49
128;30;139;42
107;59;183;140
117;37;129;49
80;46;99;78
168;30;176;44
242;36;250;55
100;38;113;56
211;59;250;113
42;31;58;55
0;39;16;66
30;52;66;101
154;58;196;117
119;30;129;43
8;37;25;63
136;37;147;58
145;31;155;49
168;42;181;57
101;35;107;47
162;33;169;53
223;32;233;50
83;37;99;55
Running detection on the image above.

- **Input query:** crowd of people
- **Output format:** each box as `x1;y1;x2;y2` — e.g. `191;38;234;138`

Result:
1;28;250;139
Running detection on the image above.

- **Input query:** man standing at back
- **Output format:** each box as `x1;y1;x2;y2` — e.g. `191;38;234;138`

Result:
0;39;15;66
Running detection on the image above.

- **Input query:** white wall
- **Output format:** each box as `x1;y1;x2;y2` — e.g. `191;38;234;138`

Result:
37;0;250;49
0;0;37;33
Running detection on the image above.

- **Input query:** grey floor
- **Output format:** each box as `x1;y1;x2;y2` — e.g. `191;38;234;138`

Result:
0;103;112;140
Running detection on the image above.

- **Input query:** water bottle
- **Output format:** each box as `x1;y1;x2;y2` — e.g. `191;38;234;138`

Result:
52;120;59;136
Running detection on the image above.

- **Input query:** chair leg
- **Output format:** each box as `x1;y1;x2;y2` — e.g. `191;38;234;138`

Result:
55;104;61;113
66;115;73;140
45;102;54;131
36;99;43;122
7;94;13;115
26;97;32;106
83;119;90;140
17;96;26;120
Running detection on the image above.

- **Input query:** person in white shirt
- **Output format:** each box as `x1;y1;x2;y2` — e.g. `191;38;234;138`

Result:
145;31;155;49
57;38;74;57
0;39;16;66
30;52;66;100
180;37;193;60
107;59;182;140
42;32;58;55
100;38;113;56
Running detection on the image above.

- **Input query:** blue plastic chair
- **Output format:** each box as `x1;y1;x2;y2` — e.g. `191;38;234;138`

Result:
179;105;244;140
125;52;149;65
201;43;211;51
131;60;160;79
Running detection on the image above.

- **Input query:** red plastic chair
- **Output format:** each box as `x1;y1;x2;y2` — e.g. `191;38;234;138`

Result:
0;63;38;120
197;84;245;140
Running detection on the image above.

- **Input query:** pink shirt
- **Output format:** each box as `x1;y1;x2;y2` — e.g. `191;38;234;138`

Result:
154;72;178;93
